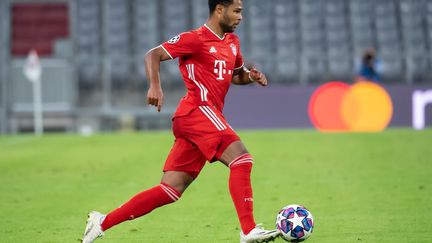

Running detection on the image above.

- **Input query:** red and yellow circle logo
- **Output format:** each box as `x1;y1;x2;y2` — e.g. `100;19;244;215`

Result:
308;81;393;132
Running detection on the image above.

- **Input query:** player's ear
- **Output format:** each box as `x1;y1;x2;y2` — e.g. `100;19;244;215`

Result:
215;4;224;17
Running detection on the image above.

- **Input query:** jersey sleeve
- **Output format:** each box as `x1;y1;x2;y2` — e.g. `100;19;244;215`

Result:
161;32;200;59
234;38;244;70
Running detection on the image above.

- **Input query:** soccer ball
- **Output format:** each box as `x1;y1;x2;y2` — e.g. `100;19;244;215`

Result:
275;204;314;241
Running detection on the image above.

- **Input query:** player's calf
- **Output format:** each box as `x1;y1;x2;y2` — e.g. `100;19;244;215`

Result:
229;153;256;235
100;183;182;231
81;183;183;243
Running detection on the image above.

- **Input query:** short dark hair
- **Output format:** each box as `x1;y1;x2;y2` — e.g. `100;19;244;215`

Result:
208;0;233;14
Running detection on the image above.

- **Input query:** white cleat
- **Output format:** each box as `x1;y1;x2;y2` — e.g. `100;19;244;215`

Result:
82;211;105;243
240;224;281;243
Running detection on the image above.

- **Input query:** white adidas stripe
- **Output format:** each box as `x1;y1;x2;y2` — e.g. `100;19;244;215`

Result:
228;155;254;167
160;184;179;201
161;184;179;199
186;64;208;102
229;158;254;167
201;106;226;130
191;64;208;102
199;106;224;131
160;187;177;201
230;159;253;168
160;185;179;201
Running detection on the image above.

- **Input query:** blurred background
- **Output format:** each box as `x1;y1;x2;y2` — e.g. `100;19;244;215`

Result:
0;0;431;134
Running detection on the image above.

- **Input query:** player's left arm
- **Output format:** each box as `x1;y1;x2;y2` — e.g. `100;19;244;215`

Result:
232;67;268;86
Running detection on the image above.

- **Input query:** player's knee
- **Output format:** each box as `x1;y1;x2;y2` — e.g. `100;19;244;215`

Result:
161;171;194;193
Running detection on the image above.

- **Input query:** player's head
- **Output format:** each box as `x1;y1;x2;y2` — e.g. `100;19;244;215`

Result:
208;0;242;33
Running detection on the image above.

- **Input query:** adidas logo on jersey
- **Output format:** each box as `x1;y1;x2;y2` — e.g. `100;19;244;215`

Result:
209;46;217;53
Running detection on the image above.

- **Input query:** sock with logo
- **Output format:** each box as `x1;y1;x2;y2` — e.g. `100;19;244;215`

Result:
228;153;256;235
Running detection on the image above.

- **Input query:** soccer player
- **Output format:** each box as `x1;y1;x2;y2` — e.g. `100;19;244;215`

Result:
82;0;280;242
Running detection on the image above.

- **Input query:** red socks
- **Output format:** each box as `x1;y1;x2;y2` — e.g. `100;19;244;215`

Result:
229;153;256;235
101;183;181;231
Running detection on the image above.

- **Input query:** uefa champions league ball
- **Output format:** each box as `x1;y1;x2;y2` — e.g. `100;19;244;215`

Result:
276;204;314;241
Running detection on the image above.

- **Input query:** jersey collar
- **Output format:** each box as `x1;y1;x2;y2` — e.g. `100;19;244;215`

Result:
204;24;227;40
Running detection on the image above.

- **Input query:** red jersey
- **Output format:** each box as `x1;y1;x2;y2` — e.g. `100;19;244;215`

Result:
161;24;244;118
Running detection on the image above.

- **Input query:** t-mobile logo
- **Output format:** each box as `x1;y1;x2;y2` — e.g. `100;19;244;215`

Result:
214;60;232;80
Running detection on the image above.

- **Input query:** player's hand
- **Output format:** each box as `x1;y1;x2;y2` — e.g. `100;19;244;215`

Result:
250;68;268;86
147;86;164;112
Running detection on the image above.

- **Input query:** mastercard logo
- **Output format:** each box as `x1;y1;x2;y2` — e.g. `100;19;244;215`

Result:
308;81;393;132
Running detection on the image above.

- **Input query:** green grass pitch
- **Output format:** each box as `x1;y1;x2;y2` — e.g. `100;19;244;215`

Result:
0;129;431;242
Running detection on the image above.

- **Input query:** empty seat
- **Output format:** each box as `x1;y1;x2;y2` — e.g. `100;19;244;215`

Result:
379;54;404;83
78;54;101;86
399;0;428;56
274;4;299;61
274;57;300;84
76;0;101;86
300;0;325;57
327;54;353;81
108;55;131;85
192;0;208;28
249;0;274;74
349;0;371;16
299;0;322;17
11;2;69;56
162;0;188;40
104;0;130;55
405;55;430;83
402;29;427;55
77;0;100;55
300;55;327;84
103;0;131;84
133;0;159;82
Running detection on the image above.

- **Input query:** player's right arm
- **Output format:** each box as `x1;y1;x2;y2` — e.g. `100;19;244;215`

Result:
145;32;200;112
144;46;171;112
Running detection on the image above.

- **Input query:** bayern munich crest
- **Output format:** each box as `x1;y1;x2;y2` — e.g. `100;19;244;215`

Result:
168;35;180;44
230;43;237;56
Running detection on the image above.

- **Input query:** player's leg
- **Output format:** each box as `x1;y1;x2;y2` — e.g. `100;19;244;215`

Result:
100;137;204;231
82;171;191;243
219;139;280;242
100;171;192;231
82;137;205;243
219;140;255;233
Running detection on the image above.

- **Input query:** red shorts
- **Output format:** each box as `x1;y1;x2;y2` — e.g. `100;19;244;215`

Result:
163;105;240;178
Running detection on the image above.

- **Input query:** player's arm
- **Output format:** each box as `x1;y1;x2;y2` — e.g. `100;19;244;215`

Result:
145;32;200;112
232;67;268;86
144;46;172;112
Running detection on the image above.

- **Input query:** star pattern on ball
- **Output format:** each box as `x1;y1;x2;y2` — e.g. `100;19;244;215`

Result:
287;211;305;229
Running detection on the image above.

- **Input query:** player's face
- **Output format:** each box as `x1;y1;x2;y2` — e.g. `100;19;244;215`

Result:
219;0;243;33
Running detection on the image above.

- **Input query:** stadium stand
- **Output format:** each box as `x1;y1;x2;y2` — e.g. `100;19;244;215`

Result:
325;0;352;81
349;0;375;57
76;0;101;87
249;0;274;75
133;0;159;83
191;0;208;29
104;0;131;85
1;0;432;133
161;0;189;86
274;0;300;83
11;2;69;56
399;0;430;83
69;0;432;85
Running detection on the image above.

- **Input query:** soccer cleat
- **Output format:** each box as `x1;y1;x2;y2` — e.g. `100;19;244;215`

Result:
82;211;105;243
240;224;281;243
